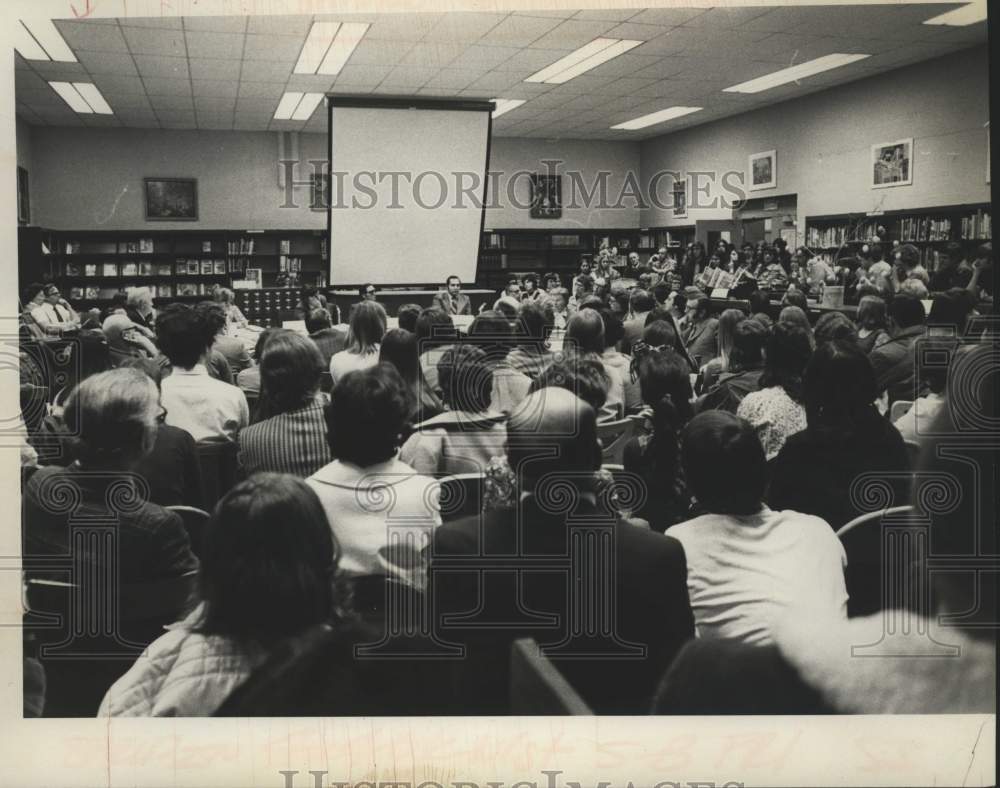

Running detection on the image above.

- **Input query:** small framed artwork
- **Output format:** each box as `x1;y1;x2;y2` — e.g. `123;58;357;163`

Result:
748;150;776;191
671;177;687;219
529;174;562;219
144;177;198;220
17;166;29;224
871;138;913;188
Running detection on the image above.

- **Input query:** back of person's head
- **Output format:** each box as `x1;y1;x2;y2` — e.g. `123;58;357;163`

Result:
326;363;410;467
803;340;878;433
260;332;325;416
347;300;387;352
900;277;929;299
716;308;747;368
437;344;493;413
126;286;153;311
197;473;345;648
637;350;694;470
889;293;926;329
215;287;236;306
108;291;128;310
651;282;671;306
515;300;554;343
530;352;609;414
396;303;422;333
253;327;289;362
928;288;975;335
378;328;420;386
760;322;812;402
62;368;159;469
155;303;216;369
598;309;625;349
305;307;333;335
414;307;456;348
681;411;766;516
118;356;164;389
506;386;601;491
729;318;768;372
782;289;809;312
576;273;595;293
608;287;630;314
22;281;45;306
778;305;812;341
813;311;859;347
896;243;921;268
856;295;889;331
195;300;228;340
565;309;605;355
630;289;655;314
492;297;519;319
642;319;677;349
468;310;513;360
748;290;771;315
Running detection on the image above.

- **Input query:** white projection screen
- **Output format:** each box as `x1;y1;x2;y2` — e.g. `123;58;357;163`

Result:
327;99;492;286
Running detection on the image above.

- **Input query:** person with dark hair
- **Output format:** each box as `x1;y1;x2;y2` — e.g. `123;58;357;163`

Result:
748;290;773;329
400;345;506;476
964;242;992;301
200;301;251;375
890;243;930;293
520;273;545;304
670;411;847;644
329;300;387;385
29;283;81;336
768;341;910;530
236;327;287;396
679;286;719;367
467;311;531;415
306;307;347;369
623;349;694;532
929;242;971;292
505;301;554;380
622;289;655;353
651;281;672;309
156;304;249;441
98;474;350;716
309;364;440;587
238;333;332;477
432;275;471;316
891;335;954;442
565;309;624;421
396;303;422;334
777;304;814;349
607;287;630;320
927;288;976;336
869;293;927;403
530;351;611;414
414;307;457;400
780;287;809;313
696;319;768;413
542;272;561;293
736;323;811;460
359;284;377;302
813;311;859;347
597;309;642;414
297;285;324;318
432;387;694;714
855;295;891;353
568;273;594;313
378;328;443;427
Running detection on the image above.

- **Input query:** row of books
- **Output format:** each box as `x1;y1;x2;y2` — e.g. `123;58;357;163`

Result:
959;210;992;240
278;256;304;272
899;217;953;242
64;239;157;255
68;283;213;300
805;221;882;249
64;260;231;277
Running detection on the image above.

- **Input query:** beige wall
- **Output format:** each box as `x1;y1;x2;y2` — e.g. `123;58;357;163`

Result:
639;45;991;234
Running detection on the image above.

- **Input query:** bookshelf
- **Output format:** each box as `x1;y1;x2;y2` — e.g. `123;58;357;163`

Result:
27;228;329;308
804;203;991;269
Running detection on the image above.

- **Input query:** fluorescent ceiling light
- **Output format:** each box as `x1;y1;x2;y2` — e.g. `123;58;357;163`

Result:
491;98;526;118
291;93;325;121
274;91;304;120
72;82;113;114
14;22;50;60
923;2;987;26
525;38;643;84
611;106;702;130
723;53;870;93
23;18;77;62
295;22;341;74
318;22;370;75
49;82;93;113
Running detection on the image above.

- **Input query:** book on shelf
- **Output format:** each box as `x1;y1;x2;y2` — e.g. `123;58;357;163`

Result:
177;283;198;296
84;264;98;277
64;263;81;277
156;263;172;276
280;240;291;255
69;287;84;300
84;287;99;299
279;255;287;272
202;241;212;253
102;263;118;277
960;209;992;240
137;262;153;276
98;287;119;299
201;260;214;275
175;262;187;275
213;260;227;275
139;238;154;253
125;241;139;254
121;262;138;277
157;284;173;298
187;261;200;275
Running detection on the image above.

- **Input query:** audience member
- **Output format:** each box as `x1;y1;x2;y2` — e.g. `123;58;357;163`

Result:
30;283;81;336
697;319;768;413
813;311;859;347
778;305;814;348
597;309;642;414
892;336;952;442
214;287;248;330
396;303;422;334
125;285;156;331
467;311;531;415
236;327;284;396
855;295;891;353
199;302;251;374
679;287;718;366
748;290;773;330
306;307;347;368
927;288;976;336
413;307;456;399
548;287;570;329
329;300;387;385
505;301;554;379
622;289;655;353
378;328;444;427
697;308;745;394
869;294;927;403
565;309;624;421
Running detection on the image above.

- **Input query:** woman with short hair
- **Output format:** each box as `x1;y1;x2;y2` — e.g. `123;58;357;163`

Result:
214;287;248;330
329;300;387;385
855;295;892;353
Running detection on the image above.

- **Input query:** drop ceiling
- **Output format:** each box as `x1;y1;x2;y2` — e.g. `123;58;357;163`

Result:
14;5;988;140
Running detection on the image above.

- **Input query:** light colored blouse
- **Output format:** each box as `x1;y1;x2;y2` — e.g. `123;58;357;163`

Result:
329;346;380;384
737;386;807;461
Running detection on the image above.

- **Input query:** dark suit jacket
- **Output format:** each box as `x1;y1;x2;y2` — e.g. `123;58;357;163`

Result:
430;493;694;714
432;291;471;316
621;315;648;354
869;325;926;404
683;317;719;366
309;327;348;368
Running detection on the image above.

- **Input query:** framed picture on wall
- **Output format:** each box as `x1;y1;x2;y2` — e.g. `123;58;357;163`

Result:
871;138;913;188
144;177;198;220
17;166;29;224
529;173;562;219
671;177;687;219
748;150;776;191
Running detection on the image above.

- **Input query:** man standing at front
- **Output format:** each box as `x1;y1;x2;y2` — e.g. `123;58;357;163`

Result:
433;275;471;316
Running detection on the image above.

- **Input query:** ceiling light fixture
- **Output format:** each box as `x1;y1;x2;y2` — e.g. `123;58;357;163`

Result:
71;82;114;114
295;21;370;75
23;18;78;62
274;91;325;121
611;106;702;130
291;92;325;121
49;82;94;113
318;22;370;75
923;2;987;26
723;53;870;93
525;38;643;84
14;22;50;61
491;98;526;118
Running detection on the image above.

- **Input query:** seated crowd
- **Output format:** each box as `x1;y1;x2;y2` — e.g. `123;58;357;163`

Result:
18;243;996;718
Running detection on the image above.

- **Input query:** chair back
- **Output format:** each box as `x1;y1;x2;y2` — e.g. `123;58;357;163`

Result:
836;505;915;617
319;370;334;393
437;473;484;522
903;439;921;464
890;399;913;422
166;505;211;557
509;638;592;715
597;417;638;465
245;392;260;423
196;440;240;511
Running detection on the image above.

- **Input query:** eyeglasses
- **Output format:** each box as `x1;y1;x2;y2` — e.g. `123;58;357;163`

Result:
156;405;168;424
365;289;376;295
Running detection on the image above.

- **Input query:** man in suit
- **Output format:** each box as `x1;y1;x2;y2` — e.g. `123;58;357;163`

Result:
430;387;694;714
306;307;347;369
29;284;81;336
680;286;719;367
869;293;927;405
432;275;471;316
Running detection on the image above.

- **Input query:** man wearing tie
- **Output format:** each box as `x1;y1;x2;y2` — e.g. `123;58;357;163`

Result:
432;275;471;316
30;284;80;336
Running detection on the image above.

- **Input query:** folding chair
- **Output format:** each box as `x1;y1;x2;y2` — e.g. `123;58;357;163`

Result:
165;505;211;557
196;440;240;511
509;638;592;715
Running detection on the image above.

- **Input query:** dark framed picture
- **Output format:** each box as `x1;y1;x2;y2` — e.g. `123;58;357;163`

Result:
530;173;562;219
672;177;687;218
871;138;913;188
17;166;29;224
748;150;776;191
144;177;198;220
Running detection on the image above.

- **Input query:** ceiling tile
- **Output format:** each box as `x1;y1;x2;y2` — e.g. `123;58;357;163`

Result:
93;75;147;94
400;42;467;69
628;8;710;27
449;44;520;70
122;26;187;56
26;61;89;78
15;70;49;93
421;69;483;90
527;19;619;50
334;65;393;87
573;9;643;22
54;20;130;52
192;78;240;98
142;78;193;97
422;12;506;43
246;15;314;37
120;17;184;30
464;71;527;92
156;110;197;124
479;15;562;48
15;53;32;71
365;13;445;41
196;112;236;129
284;75;337;92
133;55;189;79
235;97;280;113
327;83;376;95
75;51;139;76
194;95;236;113
545;74;617;96
601;22;669;41
100;93;153;109
243;34;304;63
512;10;577;19
185;31;245;60
149;95;195;111
683;7;776;29
492;47;563;71
183;16;248;33
238;82;284;99
380;66;439;88
582;52;665;79
233;117;271;130
189;58;242;81
239;60;293;83
348;39;416;66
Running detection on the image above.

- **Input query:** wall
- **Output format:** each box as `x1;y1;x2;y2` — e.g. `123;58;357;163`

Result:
639;45;991;234
16;117;31;219
25;127;641;231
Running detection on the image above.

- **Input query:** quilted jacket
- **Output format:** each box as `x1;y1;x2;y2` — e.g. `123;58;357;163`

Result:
97;608;267;717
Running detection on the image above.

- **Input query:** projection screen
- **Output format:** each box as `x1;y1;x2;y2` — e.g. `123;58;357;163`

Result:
327;98;493;286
